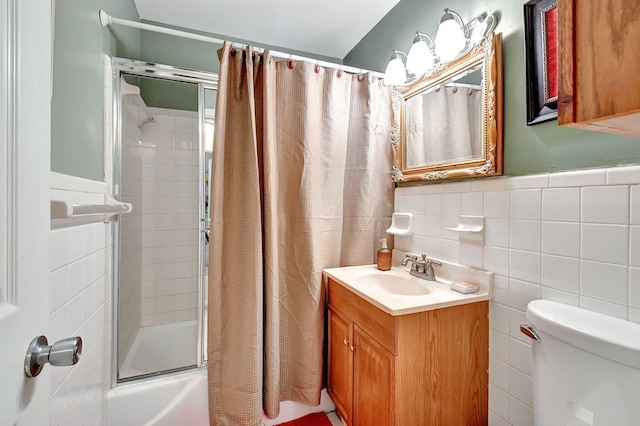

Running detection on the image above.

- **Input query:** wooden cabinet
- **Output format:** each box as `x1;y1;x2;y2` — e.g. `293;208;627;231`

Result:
327;278;489;426
558;0;640;136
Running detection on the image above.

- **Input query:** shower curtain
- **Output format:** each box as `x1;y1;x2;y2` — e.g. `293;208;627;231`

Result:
405;84;482;168
208;42;394;425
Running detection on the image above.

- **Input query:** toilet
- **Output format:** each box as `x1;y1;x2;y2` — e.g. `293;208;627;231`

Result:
522;300;640;426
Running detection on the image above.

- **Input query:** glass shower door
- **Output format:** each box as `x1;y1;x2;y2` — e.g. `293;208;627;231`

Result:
115;71;213;381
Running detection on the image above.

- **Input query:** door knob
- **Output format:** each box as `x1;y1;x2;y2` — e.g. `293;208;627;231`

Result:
24;335;83;378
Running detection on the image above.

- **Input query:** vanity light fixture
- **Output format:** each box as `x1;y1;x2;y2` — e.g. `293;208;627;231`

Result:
383;8;495;86
406;32;437;76
434;8;468;62
383;50;408;86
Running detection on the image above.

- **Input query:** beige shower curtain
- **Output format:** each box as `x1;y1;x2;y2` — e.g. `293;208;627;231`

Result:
208;42;393;426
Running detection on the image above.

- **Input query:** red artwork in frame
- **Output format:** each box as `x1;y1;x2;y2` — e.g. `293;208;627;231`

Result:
524;0;558;125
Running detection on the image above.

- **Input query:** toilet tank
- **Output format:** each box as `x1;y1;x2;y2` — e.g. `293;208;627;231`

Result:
524;300;640;426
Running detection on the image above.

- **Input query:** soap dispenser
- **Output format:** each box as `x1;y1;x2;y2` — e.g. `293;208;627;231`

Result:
377;238;391;271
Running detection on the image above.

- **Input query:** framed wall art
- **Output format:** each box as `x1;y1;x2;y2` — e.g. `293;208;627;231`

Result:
524;0;558;125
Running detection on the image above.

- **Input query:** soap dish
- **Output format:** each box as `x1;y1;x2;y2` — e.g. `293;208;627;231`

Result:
446;215;484;243
386;212;414;235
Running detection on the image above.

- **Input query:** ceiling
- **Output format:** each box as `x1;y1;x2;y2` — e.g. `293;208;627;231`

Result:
133;0;400;60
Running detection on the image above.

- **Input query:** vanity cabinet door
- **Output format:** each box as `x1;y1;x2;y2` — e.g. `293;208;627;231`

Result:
328;308;353;424
352;325;394;426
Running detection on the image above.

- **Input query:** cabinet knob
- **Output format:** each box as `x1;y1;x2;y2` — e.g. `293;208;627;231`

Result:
343;339;349;346
349;344;356;353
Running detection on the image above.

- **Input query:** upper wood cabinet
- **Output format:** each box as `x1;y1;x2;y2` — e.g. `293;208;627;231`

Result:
558;0;640;136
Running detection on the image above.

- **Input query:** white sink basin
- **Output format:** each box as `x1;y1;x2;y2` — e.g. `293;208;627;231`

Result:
356;270;433;296
324;262;493;316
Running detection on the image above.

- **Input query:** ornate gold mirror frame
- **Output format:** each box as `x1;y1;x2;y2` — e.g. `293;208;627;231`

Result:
392;33;503;182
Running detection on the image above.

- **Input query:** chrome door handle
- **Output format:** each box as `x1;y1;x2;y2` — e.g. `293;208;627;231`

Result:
24;335;83;378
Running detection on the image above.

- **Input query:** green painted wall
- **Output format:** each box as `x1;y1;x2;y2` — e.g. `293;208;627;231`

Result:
52;0;140;181
136;22;342;111
344;0;640;176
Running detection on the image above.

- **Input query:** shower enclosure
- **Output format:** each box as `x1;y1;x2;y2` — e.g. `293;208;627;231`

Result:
111;58;217;383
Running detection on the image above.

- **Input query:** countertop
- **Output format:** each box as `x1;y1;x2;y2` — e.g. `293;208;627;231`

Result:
323;264;491;316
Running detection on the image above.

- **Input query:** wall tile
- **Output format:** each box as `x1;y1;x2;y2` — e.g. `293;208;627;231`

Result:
424;215;442;238
510;220;541;252
461;242;484;269
606;165;640;185
631;185;640;225
580;296;628;320
492;275;509;305
510;189;541;220
541;222;580;258
489;357;509;391
484;191;510;219
508;397;534;426
541;287;580;307
581;186;629;224
508;279;540;312
442;193;461;216
509;337;532;376
629;267;640;308
542;187;580;222
581;260;628;305
484;246;510;277
507;174;549;190
490;328;509;363
630;226;640;267
581;224;629;265
541;254;580;293
549;169;606;187
461;191;484;215
510;250;541;284
392;165;640;426
508;367;533;407
485;219;510;248
407;194;426;215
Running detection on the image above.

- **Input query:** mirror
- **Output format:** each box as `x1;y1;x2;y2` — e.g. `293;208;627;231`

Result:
392;33;503;182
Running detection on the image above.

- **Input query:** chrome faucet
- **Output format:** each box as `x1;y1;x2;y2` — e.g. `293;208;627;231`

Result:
402;253;442;281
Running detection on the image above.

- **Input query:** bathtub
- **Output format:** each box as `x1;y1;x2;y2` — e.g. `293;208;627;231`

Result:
119;320;198;378
107;368;209;426
108;320;207;425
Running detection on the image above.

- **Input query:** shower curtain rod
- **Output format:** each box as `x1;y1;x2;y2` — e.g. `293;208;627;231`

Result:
99;10;385;78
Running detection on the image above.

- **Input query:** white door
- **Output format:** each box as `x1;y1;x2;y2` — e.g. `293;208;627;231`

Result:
0;0;52;424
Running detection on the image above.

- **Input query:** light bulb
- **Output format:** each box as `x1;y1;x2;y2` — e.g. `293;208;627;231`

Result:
435;9;467;62
406;34;435;75
383;52;407;86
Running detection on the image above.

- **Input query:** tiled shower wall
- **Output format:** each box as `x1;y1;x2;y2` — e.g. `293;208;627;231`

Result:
393;165;640;426
138;107;200;327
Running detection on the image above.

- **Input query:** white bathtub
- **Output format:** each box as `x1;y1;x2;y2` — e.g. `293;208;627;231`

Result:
107;369;209;426
120;320;198;378
108;320;208;426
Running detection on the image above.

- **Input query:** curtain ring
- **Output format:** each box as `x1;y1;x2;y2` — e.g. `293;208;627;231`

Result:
452;86;458;94
337;67;343;78
468;89;473;96
357;69;364;82
314;61;321;73
230;46;237;57
435;86;441;92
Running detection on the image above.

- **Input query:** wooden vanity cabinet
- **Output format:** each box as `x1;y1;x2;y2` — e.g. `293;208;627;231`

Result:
327;278;489;426
558;0;640;135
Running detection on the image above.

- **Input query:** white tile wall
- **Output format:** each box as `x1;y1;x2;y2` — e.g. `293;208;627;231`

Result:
50;173;112;426
393;165;640;426
137;107;199;327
